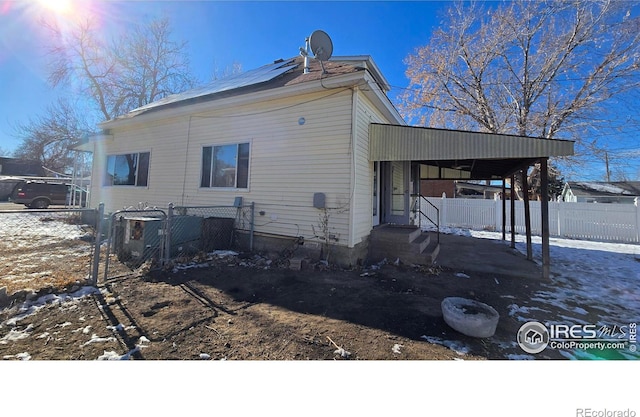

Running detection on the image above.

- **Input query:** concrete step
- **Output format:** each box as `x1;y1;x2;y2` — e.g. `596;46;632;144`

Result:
370;224;421;244
422;240;440;264
368;230;440;266
411;232;432;253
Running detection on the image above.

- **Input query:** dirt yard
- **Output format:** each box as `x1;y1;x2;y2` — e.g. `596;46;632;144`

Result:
0;248;566;360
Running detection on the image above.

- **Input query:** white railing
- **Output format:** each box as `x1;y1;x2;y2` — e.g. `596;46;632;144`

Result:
420;196;640;244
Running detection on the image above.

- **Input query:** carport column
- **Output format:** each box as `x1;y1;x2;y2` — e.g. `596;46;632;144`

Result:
635;198;640;243
510;175;516;248
540;159;550;280
521;169;533;261
501;179;506;241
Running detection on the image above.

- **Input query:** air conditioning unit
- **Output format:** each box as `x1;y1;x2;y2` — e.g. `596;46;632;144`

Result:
114;216;163;265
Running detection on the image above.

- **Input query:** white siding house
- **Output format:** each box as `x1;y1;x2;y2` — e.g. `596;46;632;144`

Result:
80;54;573;271
82;56;404;265
562;181;640;204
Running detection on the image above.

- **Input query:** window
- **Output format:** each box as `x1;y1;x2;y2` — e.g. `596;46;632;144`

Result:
104;152;150;186
201;143;250;189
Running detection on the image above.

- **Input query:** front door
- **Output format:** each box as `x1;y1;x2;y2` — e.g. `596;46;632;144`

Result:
381;161;410;224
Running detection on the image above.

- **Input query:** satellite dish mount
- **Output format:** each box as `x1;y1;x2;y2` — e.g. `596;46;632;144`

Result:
300;30;333;74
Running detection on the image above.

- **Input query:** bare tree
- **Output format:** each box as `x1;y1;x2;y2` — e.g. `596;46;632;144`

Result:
401;0;640;196
45;15;197;121
209;59;243;81
12;99;91;175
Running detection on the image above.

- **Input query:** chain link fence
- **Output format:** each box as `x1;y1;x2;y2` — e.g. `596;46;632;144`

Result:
102;203;255;281
169;204;254;260
0;207;101;302
0;203;255;295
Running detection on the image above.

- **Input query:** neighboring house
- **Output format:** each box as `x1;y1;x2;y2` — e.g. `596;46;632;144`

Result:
455;181;506;200
79;54;573;267
561;181;640;204
419;180;508;199
420;180;456;198
0;157;44;177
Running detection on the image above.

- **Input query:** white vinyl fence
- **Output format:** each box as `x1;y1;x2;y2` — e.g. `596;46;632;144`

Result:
419;196;640;244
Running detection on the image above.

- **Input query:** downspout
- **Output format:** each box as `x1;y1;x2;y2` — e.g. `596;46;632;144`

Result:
180;116;193;206
348;87;357;248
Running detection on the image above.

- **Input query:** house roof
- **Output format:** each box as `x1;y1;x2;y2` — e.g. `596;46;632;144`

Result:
103;55;389;124
565;181;640;198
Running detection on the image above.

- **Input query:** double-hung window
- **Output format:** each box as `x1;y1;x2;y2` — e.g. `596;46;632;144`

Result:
201;143;250;189
104;152;150;186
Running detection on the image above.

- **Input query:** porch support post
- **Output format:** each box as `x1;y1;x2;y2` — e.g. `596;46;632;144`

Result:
521;169;533;261
540;158;550;280
510;174;516;248
502;178;506;241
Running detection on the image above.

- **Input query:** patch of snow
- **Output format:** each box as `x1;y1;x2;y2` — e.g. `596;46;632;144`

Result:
1;286;100;326
392;344;403;354
0;328;32;343
454;272;470;279
507;304;551;321
82;326;91;334
506;354;535;360
210;250;238;257
82;333;117;347
107;324;125;332
199;353;211;360
96;350;122;360
333;347;351;358
469;230;639;325
3;352;31;360
421;335;470;355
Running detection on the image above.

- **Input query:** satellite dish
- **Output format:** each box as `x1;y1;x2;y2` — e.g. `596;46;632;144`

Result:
309;30;333;61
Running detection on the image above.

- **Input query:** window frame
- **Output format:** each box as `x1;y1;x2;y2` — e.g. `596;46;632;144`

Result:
200;142;250;190
103;151;151;187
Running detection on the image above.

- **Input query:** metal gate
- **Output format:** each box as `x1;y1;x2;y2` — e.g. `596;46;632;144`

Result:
100;203;255;282
102;208;168;282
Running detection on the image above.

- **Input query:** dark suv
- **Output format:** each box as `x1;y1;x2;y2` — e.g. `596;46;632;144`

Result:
10;181;69;209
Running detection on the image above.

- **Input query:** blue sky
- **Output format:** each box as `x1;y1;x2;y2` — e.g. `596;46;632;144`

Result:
0;0;442;152
1;0;638;180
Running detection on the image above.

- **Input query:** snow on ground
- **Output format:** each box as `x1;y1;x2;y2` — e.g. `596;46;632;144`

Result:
469;229;640;325
0;285;152;360
1;213;638;360
0;211;88;243
430;226;640;360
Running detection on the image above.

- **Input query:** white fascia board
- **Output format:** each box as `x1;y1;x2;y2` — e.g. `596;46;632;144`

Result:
74;134;113;152
100;71;374;130
359;72;405;125
330;55;391;92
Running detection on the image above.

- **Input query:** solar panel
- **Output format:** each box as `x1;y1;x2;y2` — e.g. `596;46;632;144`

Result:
131;59;298;114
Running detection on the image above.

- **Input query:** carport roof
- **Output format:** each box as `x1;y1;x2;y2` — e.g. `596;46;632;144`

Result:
369;124;575;179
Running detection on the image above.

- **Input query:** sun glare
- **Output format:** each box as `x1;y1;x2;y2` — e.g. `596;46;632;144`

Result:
37;0;73;15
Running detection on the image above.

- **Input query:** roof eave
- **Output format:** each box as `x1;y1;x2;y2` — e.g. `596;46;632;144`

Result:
100;71;375;130
330;55;391;91
369;124;575;174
